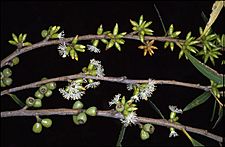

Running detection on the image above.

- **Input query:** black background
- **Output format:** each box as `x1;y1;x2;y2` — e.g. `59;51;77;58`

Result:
1;1;224;146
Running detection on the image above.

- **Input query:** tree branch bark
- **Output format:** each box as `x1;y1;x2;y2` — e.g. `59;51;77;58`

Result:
1;108;223;143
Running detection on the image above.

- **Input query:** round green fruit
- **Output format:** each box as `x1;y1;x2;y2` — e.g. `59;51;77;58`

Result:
72;115;79;125
34;90;44;99
76;112;87;124
1;79;6;87
32;122;42;133
12;57;20;65
41;118;52;128
85;106;97;116
143;123;155;134
33;99;42;108
73;100;84;109
2;77;13;86
26;97;35;107
39;85;48;94
46;82;56;90
45;89;53;97
140;129;150;140
3;68;12;77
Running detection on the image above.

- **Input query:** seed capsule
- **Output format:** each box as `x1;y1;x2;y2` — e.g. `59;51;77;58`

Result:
85;107;97;116
77;112;87;124
41;118;52;128
32;122;42;133
3;68;12;77
140;129;150;140
73;100;84;109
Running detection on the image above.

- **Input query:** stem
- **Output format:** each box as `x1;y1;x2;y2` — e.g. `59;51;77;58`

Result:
1;108;223;143
1;74;210;96
116;125;127;147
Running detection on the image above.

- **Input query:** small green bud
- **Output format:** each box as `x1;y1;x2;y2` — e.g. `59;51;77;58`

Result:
85;106;97;116
143;124;155;134
46;82;56;90
97;24;103;35
77;112;87;124
41;118;52;128
170;42;174;51
168;24;174;35
170;112;176;119
73;100;84;109
88;79;94;84
100;39;108;44
115;103;124;112
139;15;144;25
115;42;121;51
34;90;44;99
45;89;53;97
113;23;119;36
32;122;42;133
3;68;12;77
92;40;99;47
2;77;13;86
72;35;79;45
140;129;150;140
12;33;18;43
130;19;138;27
26;97;35;107
12;57;20;65
41;30;48;38
39;85;48;94
33;99;42;108
106;39;114;49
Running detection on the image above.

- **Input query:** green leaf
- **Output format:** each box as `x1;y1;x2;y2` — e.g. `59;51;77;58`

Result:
7;94;25;108
185;52;223;84
201;1;223;37
116;125;126;147
183;92;211;112
210;100;217;122
182;129;204;146
212;105;223;129
149;100;165;119
113;23;119;36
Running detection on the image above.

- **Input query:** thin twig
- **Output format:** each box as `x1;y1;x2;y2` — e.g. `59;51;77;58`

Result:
0;108;223;143
1;34;204;67
0;73;210;96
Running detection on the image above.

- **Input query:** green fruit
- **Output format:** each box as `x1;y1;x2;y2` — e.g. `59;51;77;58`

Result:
143;124;155;134
45;89;53;97
85;106;97;116
41;77;48;81
2;77;13;86
26;97;35;107
3;68;12;77
32;122;42;133
76;112;87;124
46;82;56;90
41;118;52;128
34;90;44;99
33;99;42;108
1;79;6;87
41;30;48;38
39;85;48;94
72;115;79;125
73;100;84;109
116;103;124;112
12;57;20;65
140;129;150;140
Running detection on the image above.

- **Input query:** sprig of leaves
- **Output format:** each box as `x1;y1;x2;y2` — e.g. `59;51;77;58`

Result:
164;24;181;51
41;25;61;39
8;33;32;48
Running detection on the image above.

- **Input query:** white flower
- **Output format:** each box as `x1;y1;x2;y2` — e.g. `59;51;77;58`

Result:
131;95;140;102
58;31;65;39
169;105;183;114
139;79;156;100
58;42;67;58
59;80;85;100
85;81;100;89
90;59;105;77
169;130;179;138
109;93;121;106
127;84;133;91
120;112;138;127
87;45;101;53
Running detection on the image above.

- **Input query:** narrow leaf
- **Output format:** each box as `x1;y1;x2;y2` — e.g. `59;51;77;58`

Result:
116;125;126;147
182;129;204;146
210;100;217;122
183;92;211;112
212;105;223;129
186;52;223;84
201;1;223;37
149;100;165;119
7;94;25;107
154;4;166;35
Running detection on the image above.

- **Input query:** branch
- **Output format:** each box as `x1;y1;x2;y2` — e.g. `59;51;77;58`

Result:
1;73;210;96
1;34;201;67
1;108;223;143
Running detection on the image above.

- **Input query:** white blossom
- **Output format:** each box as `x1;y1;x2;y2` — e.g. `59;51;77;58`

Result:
127;84;134;91
169;105;183;114
90;59;105;77
169;130;179;138
120;112;138;127
58;42;67;58
109;93;121;106
131;95;140;102
58;30;65;39
139;79;156;100
59;80;85;100
85;81;100;89
87;45;101;53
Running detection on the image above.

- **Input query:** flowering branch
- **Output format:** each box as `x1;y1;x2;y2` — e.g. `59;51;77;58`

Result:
1;34;204;67
1;108;223;143
1;73;210;96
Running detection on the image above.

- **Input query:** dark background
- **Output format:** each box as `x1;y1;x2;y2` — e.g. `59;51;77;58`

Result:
1;1;224;146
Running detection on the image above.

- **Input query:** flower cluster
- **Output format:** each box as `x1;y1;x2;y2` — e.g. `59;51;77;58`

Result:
87;45;101;53
127;79;156;102
168;105;182;138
